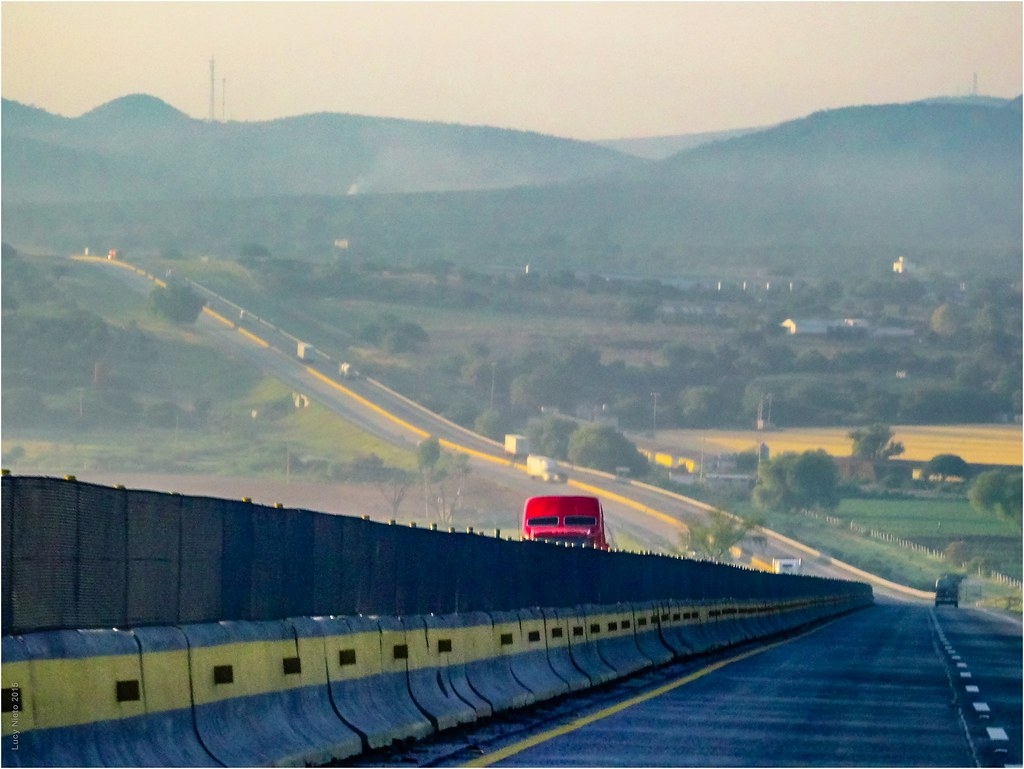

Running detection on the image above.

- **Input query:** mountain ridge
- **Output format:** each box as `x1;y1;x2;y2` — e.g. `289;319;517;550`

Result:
1;95;645;201
2;94;1020;281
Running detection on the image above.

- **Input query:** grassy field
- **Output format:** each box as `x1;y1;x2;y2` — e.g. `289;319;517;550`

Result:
733;495;1021;596
836;497;1021;581
660;425;1022;466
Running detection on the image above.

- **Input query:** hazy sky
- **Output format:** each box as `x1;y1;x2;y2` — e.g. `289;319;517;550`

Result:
2;2;1021;140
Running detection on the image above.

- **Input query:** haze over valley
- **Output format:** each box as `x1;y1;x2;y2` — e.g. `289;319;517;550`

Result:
3;93;1020;284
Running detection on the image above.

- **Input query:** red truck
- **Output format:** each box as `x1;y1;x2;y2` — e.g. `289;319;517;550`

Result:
521;495;610;550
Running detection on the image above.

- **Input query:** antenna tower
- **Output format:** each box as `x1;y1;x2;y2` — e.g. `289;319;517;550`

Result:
209;57;216;122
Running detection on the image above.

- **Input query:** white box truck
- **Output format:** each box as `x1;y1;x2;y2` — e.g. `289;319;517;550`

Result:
526;455;566;483
771;557;802;574
296;342;316;361
504;434;529;459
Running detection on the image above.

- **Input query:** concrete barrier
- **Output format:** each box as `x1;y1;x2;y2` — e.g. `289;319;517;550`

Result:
728;602;758;642
489;609;567;703
2;634;33;766
130;625;220;766
386;616;476;732
524;610;589;696
0;586;873;766
702;602;739;650
556;606;618;686
303;615;431;749
182;619;361;766
739;602;770;639
752;601;785;637
422;614;492;719
669;601;714;654
1;628;166;766
753;600;786;636
778;597;817;632
582;604;654;678
630;602;675;666
455;611;534;714
655;603;692;657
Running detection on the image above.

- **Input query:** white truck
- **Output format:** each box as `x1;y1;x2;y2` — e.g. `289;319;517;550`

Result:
296;342;316;361
504;434;530;460
339;362;360;378
526;454;566;483
771;557;802;574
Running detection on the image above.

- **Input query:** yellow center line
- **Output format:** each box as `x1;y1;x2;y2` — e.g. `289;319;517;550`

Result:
462;621;831;767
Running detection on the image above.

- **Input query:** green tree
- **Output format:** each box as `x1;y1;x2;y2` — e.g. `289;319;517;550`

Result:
526;416;578;460
683;509;762;562
417;436;441;475
929;303;963;337
752;450;840;512
509;365;565;412
417;436;441;518
921;454;971;482
567;425;648;475
848;424;904;461
473;409;510;442
150;283;205;324
968;470;1022;527
382;320;428;353
432;452;470;524
678;386;721;427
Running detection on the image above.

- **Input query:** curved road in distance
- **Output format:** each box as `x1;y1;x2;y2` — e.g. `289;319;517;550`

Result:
82;257;933;595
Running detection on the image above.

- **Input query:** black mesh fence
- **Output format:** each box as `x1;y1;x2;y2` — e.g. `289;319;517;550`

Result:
1;475;871;634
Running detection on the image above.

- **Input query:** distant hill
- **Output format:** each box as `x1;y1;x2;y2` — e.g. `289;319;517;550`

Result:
595;126;770;160
2;96;1020;281
1;94;644;202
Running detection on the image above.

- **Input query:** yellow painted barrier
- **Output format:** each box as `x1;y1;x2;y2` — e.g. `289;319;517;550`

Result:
390;615;476;731
424;614;491;718
181;619;360;765
305;615;432;749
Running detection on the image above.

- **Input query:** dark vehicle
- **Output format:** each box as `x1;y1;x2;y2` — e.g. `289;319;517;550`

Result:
521;495;610;550
934;574;962;607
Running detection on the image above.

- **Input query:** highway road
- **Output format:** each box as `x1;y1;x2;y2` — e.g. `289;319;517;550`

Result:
343;603;1021;768
84;257;932;596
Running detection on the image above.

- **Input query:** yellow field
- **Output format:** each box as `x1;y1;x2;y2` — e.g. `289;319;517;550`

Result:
657;424;1022;466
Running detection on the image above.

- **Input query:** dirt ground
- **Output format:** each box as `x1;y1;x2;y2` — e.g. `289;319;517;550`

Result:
44;470;526;531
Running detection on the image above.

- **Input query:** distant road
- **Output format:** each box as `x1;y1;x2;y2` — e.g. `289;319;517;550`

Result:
78;256;934;598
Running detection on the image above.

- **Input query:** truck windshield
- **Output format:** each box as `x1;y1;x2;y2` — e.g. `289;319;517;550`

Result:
564;515;597;526
526;516;559;526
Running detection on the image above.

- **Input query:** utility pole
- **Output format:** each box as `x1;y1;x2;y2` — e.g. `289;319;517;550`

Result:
490;362;496;409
